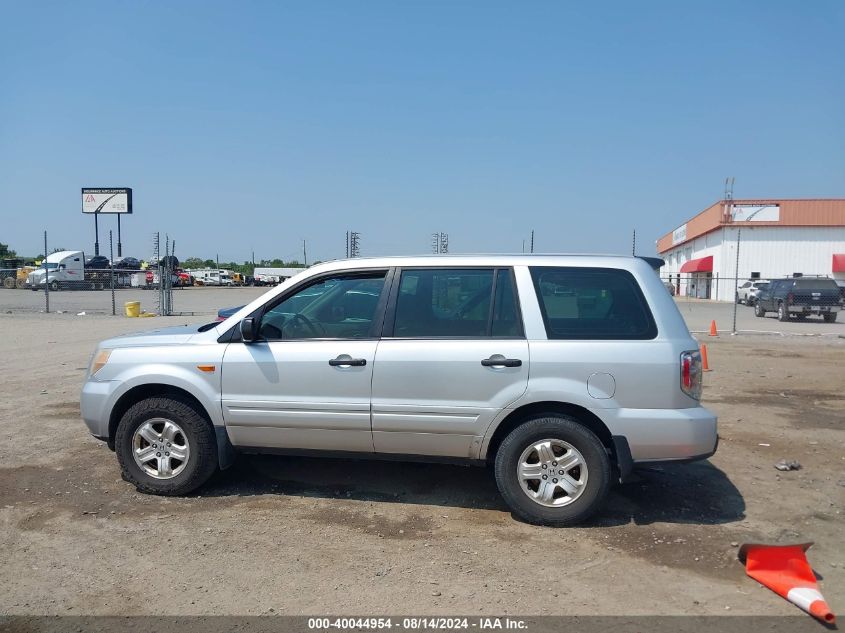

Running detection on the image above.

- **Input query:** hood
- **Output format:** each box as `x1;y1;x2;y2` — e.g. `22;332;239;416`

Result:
98;324;208;349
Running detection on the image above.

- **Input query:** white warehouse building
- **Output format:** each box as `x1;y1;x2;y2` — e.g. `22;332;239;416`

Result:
656;199;845;301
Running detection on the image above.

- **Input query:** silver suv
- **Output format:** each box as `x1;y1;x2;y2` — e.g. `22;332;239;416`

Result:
81;255;717;526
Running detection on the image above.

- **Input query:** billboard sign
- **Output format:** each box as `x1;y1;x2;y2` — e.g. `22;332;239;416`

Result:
81;188;133;214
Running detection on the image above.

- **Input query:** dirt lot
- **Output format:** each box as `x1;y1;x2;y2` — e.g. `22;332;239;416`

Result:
0;311;843;616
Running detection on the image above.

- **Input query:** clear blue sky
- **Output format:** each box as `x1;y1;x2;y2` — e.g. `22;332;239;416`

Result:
1;1;843;263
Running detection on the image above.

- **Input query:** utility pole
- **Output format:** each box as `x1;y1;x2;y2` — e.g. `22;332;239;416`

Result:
632;229;636;256
303;239;308;266
216;253;219;271
530;230;534;253
346;231;350;258
350;232;361;258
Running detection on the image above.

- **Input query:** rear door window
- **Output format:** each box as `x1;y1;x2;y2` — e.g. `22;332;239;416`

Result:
391;268;523;338
530;267;657;340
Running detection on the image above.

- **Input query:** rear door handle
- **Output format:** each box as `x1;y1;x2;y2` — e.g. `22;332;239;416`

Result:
481;355;522;368
329;356;367;367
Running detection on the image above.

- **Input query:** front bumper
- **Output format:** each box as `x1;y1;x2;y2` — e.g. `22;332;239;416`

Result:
80;379;118;440
592;405;718;462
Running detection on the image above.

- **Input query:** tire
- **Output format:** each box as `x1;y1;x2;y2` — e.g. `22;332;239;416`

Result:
16;278;25;289
494;415;611;527
824;312;838;323
2;276;15;289
115;396;218;496
754;303;765;317
777;303;789;322
49;280;59;291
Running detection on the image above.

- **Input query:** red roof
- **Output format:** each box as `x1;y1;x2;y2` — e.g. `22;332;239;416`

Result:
833;254;845;273
680;255;713;273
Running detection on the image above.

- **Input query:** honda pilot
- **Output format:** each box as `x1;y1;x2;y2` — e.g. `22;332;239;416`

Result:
81;255;717;526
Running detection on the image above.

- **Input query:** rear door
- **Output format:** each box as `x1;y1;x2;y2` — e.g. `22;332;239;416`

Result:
371;267;528;458
222;270;390;452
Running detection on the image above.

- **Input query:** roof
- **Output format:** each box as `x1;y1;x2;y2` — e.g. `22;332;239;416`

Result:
656;199;845;254
311;253;642;271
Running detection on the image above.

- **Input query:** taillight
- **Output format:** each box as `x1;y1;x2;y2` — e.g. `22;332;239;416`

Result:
786;292;794;305
680;350;703;400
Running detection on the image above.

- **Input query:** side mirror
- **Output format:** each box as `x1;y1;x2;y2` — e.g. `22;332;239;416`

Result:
240;317;257;343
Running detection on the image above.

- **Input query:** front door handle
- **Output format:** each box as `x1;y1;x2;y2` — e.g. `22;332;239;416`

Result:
481;355;522;368
329;355;367;367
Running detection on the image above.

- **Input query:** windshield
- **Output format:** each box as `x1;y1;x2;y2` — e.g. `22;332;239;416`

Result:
754;282;769;289
41;263;58;270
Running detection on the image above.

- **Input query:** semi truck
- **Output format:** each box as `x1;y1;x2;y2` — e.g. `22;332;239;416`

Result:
25;251;121;291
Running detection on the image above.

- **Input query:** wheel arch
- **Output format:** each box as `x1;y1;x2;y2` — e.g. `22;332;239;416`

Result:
107;384;235;469
483;401;631;481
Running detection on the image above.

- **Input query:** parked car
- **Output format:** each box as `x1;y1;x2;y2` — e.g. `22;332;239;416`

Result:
80;255;717;527
85;255;111;270
736;280;769;306
754;277;841;322
216;305;245;321
663;280;676;296
114;257;142;270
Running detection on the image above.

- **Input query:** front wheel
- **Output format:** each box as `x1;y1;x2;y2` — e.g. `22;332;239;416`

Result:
494;415;611;526
115;396;218;495
777;303;789;322
49;280;59;291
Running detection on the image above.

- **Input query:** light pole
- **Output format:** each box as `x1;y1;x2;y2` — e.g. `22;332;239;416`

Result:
731;205;766;335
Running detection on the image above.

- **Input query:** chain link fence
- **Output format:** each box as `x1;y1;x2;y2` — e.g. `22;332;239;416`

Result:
660;272;845;334
0;230;185;317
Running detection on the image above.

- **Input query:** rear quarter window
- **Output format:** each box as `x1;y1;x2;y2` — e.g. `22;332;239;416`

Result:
793;278;838;290
530;267;657;340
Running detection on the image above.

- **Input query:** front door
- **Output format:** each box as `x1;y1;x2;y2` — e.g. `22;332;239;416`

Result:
222;270;389;452
371;267;529;458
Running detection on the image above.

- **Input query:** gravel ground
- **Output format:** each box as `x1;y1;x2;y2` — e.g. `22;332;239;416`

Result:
0;311;842;616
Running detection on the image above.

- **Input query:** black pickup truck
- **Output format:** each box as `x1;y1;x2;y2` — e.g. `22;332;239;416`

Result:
754;277;842;322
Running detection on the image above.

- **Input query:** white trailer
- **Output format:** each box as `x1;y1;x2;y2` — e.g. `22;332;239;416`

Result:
253;267;306;286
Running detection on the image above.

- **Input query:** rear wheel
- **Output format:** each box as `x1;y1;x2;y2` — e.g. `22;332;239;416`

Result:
777;303;789;322
115;396;218;495
494;415;611;526
824;312;838;323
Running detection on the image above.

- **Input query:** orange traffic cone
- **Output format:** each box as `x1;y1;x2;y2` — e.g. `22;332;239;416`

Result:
709;320;718;336
739;542;835;624
700;344;711;372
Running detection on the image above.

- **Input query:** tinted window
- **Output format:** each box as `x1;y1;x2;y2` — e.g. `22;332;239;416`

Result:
394;269;493;337
260;273;386;340
793;278;838;290
530;267;656;340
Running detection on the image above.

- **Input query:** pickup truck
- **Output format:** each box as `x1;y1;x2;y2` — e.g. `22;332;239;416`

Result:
754;277;842;322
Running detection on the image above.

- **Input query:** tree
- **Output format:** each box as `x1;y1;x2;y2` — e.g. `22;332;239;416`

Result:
182;257;206;270
0;242;16;258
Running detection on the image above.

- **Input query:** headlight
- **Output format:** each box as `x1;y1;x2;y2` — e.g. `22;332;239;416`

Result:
89;349;112;377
